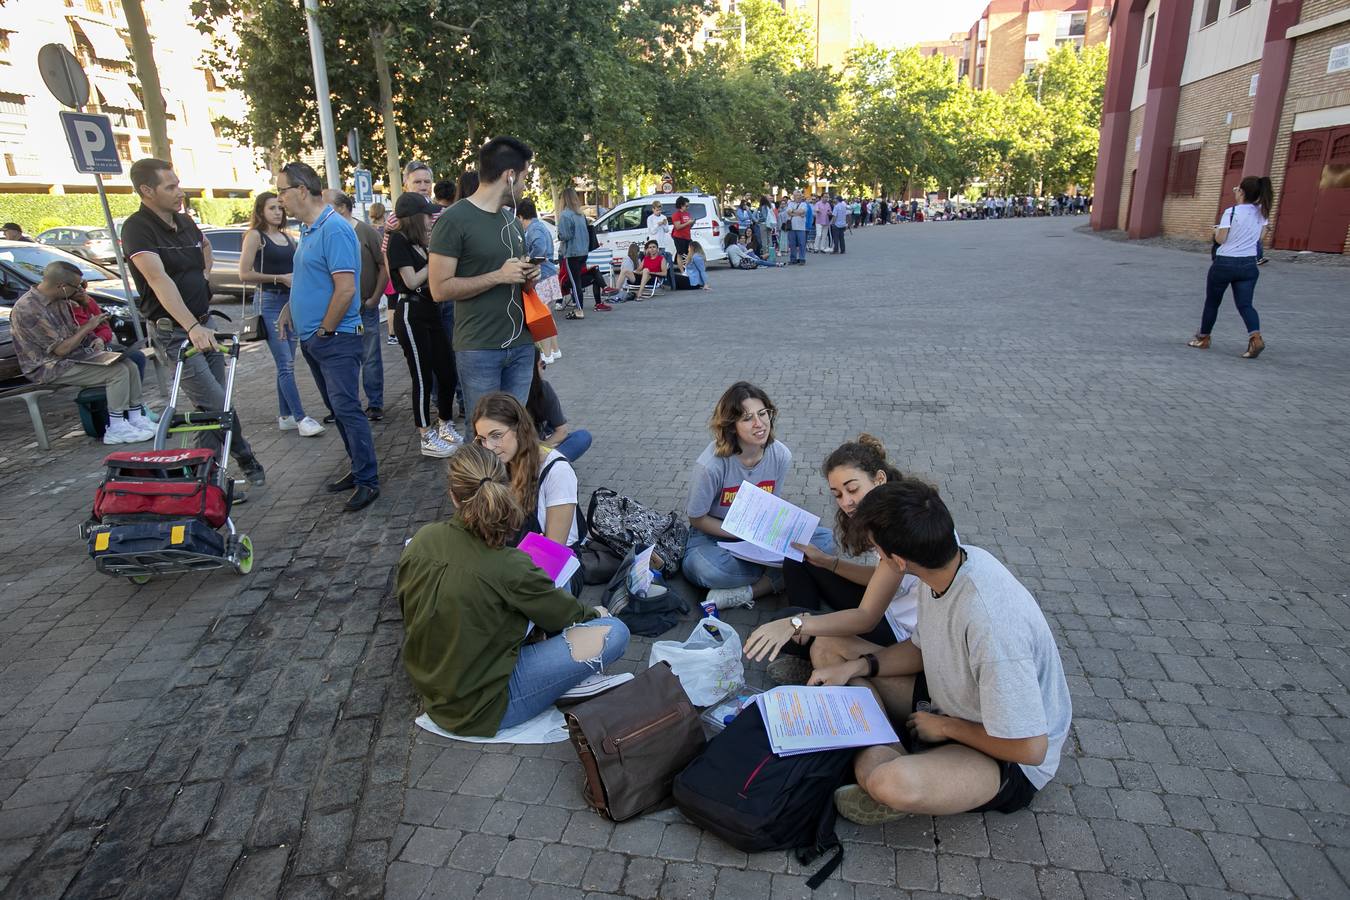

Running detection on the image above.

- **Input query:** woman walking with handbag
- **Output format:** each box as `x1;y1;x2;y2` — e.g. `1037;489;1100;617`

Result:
239;193;324;436
1188;176;1272;359
397;442;629;737
389;192;463;458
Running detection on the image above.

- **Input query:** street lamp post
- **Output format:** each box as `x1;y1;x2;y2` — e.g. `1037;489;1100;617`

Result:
303;0;341;189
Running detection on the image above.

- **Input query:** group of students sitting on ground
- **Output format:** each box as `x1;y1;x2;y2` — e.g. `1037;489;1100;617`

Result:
397;380;1071;823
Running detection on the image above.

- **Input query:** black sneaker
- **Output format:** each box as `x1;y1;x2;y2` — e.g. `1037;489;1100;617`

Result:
344;485;379;512
326;471;355;493
323;413;336;425
238;455;266;486
366;407;384;421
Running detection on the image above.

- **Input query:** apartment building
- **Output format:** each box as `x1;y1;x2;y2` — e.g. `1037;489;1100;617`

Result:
1091;0;1349;254
963;0;1113;92
0;0;268;197
918;33;972;79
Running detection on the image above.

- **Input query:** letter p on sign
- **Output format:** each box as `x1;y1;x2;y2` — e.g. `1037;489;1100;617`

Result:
59;111;122;174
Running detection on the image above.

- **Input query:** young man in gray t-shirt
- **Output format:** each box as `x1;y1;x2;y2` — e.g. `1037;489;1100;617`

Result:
809;478;1072;822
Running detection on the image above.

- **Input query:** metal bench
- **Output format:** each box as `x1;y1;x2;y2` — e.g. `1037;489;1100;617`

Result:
0;383;55;450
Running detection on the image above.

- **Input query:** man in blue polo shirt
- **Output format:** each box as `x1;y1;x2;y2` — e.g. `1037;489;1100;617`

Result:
276;161;379;511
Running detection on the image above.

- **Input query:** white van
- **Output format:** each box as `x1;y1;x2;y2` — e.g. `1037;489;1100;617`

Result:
592;193;729;267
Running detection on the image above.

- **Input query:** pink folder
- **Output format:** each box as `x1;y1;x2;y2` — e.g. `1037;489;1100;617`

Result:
518;532;581;588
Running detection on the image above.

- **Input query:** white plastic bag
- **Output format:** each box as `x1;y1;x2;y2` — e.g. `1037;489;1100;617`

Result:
649;617;745;707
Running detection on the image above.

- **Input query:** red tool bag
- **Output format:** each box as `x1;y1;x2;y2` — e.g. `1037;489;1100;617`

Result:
92;449;229;528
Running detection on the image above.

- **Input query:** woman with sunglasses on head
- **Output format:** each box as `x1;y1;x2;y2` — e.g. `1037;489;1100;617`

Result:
239;192;324;436
471;392;583;592
683;381;829;610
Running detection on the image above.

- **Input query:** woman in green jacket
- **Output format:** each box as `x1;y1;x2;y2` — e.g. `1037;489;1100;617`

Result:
398;443;629;735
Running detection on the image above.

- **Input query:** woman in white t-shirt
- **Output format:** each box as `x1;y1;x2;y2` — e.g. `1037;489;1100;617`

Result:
1189;176;1273;359
472;393;582;591
743;435;924;683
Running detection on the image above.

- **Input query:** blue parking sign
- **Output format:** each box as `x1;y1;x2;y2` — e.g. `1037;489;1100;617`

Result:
353;169;373;204
59;112;122;174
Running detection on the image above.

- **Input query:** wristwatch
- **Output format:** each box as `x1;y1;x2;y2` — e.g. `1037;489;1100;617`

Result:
316;327;336;337
790;615;805;637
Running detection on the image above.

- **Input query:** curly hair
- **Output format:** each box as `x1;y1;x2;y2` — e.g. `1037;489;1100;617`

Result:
824;434;905;556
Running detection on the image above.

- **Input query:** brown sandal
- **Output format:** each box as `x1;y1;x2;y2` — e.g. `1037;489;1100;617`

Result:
1187;335;1211;349
1242;334;1264;359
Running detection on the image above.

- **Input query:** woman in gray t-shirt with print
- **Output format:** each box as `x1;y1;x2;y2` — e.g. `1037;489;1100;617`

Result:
682;382;814;610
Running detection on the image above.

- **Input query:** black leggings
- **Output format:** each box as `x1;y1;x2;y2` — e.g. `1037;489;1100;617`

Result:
394;298;456;430
783;558;897;647
563;256;601;308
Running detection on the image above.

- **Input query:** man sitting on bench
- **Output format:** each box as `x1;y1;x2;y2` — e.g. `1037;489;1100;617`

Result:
8;261;156;445
809;478;1072;821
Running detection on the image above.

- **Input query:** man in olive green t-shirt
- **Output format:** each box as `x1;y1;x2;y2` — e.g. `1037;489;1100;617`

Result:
428;136;539;420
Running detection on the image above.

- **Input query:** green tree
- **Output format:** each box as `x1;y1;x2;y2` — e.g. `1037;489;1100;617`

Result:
1024;43;1109;191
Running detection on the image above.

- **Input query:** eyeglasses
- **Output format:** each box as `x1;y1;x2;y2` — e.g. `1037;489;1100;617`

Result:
475;429;511;448
277;184;305;195
738;408;775;425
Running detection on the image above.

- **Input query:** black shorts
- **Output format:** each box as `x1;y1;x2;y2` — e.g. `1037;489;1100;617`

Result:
673;236;691;256
907;673;1038;815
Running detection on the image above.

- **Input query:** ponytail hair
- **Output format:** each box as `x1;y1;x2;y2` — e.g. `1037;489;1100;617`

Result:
447;443;523;548
1239;175;1273;219
823;434;906;556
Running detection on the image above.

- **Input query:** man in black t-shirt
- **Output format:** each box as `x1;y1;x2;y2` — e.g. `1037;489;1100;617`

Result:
122;158;264;483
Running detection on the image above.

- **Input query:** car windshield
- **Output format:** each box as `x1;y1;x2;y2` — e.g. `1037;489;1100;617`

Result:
0;245;115;282
86;229;110;241
204;230;243;253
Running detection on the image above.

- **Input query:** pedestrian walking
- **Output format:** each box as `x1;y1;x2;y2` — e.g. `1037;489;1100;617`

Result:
427;136;539;420
122;158;265;485
275;161;379;511
814;195;833;252
239;192;324;437
325;189;388;421
1188;176;1272;359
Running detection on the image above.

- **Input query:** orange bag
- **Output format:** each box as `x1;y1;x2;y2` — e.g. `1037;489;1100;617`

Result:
523;286;557;341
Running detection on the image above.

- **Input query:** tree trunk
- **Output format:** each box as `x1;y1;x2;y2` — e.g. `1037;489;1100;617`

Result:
122;0;170;163
614;148;625;201
370;25;401;201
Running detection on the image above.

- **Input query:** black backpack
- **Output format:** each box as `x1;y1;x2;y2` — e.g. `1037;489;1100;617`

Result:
672;704;851;889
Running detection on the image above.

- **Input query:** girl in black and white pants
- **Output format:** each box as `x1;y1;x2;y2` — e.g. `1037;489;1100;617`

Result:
386;195;463;458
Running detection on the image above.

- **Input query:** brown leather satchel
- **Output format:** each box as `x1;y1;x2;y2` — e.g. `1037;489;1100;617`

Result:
564;661;706;821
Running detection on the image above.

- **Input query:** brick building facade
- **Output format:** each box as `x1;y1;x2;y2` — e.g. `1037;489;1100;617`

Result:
963;0;1112;92
1093;0;1350;254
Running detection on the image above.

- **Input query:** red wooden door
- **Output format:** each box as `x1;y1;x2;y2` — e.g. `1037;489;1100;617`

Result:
1308;127;1350;253
1273;129;1328;251
1216;143;1246;224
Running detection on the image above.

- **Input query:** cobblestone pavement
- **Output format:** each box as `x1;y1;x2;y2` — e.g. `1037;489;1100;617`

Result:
1;216;1347;900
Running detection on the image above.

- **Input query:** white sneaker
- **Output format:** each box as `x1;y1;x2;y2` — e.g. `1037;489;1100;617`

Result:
551;348;562;360
103;417;151;445
438;420;464;445
421;430;455;458
297;416;326;437
706;585;755;610
278;416;298;431
127;408;155;432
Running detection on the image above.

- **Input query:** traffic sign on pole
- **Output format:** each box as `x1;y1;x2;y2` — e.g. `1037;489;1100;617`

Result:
60;111;122;174
353;169;373;204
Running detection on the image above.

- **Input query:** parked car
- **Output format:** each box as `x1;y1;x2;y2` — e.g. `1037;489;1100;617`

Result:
199;226;250;299
0;240;141;349
0;305;17;381
592;193;728;266
36;226;118;264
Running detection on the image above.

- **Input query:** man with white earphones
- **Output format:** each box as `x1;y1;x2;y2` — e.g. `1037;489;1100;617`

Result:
427;137;539;423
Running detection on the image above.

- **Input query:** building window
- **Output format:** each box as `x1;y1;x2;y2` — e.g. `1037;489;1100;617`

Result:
0;91;25;116
1025;35;1039;59
1330;135;1350;162
1201;0;1221;28
1141;14;1155;66
115;134;131;161
1231;0;1251;11
1057;12;1087;38
1168;147;1201;196
1330;43;1350;74
1293;138;1322;163
1024;61;1038;77
1249;74;1259;96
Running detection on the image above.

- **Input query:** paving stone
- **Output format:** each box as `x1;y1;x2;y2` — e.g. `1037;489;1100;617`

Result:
1200;832;1288;896
621;857;664;899
656;862;716;900
711;866;772;900
530;841;591;887
976;857;1040;900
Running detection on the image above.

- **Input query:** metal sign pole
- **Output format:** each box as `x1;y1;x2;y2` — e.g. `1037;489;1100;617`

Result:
92;172;161;389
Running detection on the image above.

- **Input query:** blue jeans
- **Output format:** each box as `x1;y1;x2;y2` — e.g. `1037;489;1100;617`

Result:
553;429;592;462
788;228;807;262
360;305;384;409
438;301;465;414
1201;256;1260;335
456;343;534;425
498;617;630;729
682;527;834;592
300;333;379;487
258;290;306;420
